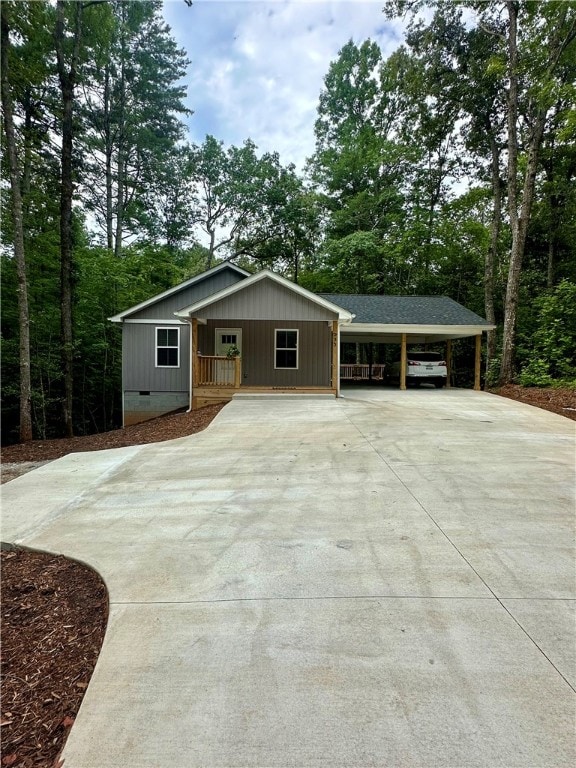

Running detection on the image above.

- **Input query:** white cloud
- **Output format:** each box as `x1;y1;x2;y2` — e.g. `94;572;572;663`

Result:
162;0;406;171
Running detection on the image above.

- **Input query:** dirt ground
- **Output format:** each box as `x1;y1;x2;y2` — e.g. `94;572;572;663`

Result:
0;389;574;767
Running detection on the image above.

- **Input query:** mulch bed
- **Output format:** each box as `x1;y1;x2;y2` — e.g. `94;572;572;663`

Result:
489;384;576;421
0;547;108;768
1;403;226;466
1;403;226;483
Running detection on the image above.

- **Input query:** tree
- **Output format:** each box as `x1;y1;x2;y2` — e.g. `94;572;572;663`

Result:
1;2;33;441
81;0;190;255
518;280;576;386
188;137;289;268
384;0;576;382
392;4;506;368
54;0;87;437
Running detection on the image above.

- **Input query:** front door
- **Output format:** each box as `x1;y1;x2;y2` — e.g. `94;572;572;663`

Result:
215;328;242;356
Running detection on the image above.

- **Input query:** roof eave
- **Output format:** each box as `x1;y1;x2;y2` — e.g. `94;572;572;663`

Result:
341;323;496;335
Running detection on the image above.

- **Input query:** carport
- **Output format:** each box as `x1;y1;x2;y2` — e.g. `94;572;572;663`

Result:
320;294;496;391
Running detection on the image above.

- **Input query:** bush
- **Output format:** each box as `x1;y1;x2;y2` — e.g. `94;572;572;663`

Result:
518;360;554;388
519;280;576;386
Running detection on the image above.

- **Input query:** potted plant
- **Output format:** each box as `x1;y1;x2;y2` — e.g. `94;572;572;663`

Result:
226;344;241;358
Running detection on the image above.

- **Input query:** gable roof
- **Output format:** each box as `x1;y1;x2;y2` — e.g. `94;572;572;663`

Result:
318;294;492;327
175;269;354;321
108;262;251;323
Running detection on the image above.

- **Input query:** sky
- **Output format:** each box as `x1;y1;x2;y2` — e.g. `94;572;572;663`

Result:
161;0;407;172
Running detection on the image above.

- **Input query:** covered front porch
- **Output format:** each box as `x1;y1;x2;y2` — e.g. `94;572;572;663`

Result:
189;317;339;410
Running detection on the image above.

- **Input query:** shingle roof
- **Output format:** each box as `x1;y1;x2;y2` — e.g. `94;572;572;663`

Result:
318;294;491;326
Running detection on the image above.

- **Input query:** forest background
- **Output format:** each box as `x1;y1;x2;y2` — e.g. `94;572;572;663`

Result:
1;0;575;445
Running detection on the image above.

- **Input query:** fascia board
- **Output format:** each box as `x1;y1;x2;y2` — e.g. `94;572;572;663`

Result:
340;323;496;335
174;269;353;322
122;318;188;325
108;262;251;322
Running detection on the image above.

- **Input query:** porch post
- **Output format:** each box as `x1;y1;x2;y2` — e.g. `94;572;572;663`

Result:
474;333;482;391
446;339;452;389
234;355;241;389
332;320;339;396
400;333;407;391
192;318;199;389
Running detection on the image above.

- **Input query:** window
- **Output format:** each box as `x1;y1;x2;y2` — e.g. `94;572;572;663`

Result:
156;327;179;367
275;329;298;369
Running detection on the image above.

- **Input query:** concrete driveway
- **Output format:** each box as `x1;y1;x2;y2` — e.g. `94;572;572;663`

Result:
2;389;575;767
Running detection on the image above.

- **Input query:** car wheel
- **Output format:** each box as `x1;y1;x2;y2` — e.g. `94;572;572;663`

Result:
434;380;445;389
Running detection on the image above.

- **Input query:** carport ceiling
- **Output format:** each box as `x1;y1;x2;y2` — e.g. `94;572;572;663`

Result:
319;293;495;343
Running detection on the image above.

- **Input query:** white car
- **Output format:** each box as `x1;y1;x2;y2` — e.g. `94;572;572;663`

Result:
390;351;447;388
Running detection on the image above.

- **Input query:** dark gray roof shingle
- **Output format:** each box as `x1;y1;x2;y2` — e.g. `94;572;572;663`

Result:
318;294;490;326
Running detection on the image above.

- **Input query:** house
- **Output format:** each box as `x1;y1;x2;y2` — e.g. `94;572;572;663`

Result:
109;262;495;426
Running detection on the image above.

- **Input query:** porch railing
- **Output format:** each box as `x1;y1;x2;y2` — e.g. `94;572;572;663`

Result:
340;363;385;381
194;354;241;388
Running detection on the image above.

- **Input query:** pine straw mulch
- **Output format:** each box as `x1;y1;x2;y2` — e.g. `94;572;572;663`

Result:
0;547;108;768
0;390;573;767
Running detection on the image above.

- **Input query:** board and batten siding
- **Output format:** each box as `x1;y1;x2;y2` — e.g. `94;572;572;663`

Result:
123;322;190;391
199;320;332;387
199;279;338;322
130;269;244;320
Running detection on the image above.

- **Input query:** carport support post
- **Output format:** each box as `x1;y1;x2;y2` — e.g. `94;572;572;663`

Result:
331;320;339;396
474;334;482;391
446;339;452;389
400;333;407;390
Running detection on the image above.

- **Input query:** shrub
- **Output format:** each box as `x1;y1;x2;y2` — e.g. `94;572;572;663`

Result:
519;280;576;386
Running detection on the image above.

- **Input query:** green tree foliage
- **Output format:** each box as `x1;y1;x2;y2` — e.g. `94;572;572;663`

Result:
1;0;195;443
518;280;576;386
81;0;190;254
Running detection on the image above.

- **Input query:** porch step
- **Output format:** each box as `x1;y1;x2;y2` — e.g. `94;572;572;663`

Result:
232;392;335;401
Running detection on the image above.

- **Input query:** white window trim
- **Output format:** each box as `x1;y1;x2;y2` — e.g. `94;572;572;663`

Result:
155;326;180;368
274;328;299;370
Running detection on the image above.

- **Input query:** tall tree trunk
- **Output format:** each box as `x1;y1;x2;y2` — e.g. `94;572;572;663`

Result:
114;153;125;258
544;151;558;290
104;65;114;251
206;227;215;270
114;5;126;258
1;6;33;442
499;1;520;386
485;126;501;376
55;0;83;437
500;0;574;383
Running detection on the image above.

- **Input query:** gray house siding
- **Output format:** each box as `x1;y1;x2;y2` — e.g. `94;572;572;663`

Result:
123;323;190;391
120;267;247;425
199;320;332;387
131;269;243;320
123;322;190;425
198;279;337;322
